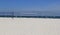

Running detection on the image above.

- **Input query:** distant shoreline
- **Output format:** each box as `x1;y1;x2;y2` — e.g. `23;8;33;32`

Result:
0;16;60;18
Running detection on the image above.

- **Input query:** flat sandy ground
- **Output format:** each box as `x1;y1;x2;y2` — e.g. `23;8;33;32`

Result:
0;18;60;35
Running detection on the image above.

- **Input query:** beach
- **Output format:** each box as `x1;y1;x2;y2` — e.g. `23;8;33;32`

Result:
0;18;60;35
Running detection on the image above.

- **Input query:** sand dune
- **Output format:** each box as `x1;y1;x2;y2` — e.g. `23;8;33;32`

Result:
0;18;60;35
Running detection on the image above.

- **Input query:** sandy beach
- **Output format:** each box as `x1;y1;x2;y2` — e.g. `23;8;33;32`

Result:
0;18;60;35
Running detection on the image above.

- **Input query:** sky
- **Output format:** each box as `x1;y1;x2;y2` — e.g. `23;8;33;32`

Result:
0;0;60;12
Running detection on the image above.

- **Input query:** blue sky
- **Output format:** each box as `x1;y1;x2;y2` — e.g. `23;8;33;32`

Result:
0;0;60;12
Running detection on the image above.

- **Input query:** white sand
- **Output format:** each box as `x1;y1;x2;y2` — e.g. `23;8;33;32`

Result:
0;18;60;35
